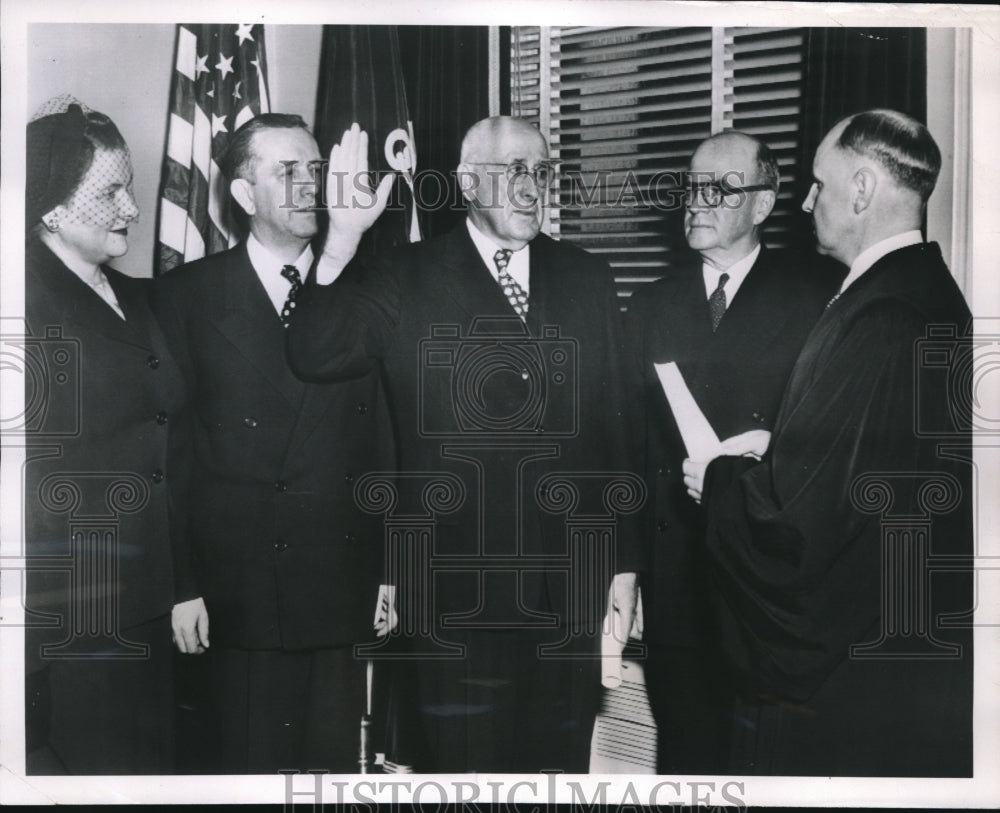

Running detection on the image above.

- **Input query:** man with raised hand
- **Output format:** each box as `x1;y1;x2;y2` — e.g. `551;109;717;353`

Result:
289;117;641;773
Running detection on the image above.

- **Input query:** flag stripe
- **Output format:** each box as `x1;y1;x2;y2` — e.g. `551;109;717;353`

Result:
155;23;270;275
175;25;197;81
234;104;254;130
206;159;231;241
161;158;193;210
158;197;193;255
191;105;212;182
166;113;193;169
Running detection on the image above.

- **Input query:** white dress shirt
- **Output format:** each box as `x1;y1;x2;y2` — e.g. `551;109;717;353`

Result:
701;242;761;309
466;218;531;296
246;232;315;316
839;230;923;294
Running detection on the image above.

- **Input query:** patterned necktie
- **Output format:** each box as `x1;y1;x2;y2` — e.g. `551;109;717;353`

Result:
280;264;302;328
708;272;730;332
493;249;528;319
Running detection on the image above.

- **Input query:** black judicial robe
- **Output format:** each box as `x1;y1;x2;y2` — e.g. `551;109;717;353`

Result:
703;242;974;776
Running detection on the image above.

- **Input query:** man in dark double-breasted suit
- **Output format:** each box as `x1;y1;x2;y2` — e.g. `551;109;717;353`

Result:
152;114;394;773
627;132;838;773
288;117;642;773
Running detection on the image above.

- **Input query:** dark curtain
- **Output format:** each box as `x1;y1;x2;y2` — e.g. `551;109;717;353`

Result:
397;26;503;239
314;26;418;257
791;27;927;249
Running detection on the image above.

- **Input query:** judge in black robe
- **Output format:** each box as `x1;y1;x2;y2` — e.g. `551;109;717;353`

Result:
699;111;974;777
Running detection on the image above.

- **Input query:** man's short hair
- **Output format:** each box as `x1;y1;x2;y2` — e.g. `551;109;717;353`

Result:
753;139;780;194
836;109;941;201
221;113;309;181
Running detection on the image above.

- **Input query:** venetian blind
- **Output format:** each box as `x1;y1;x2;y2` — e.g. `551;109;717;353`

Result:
511;27;807;301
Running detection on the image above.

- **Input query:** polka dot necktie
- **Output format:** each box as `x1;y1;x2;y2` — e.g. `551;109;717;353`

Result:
708;272;729;332
280;264;302;328
493;249;528;320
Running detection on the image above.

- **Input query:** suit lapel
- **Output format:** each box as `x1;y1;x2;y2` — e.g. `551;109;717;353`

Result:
423;226;528;324
715;248;795;358
524;235;555;335
653;260;713;364
214;244;304;401
104;271;164;350
26;243;150;349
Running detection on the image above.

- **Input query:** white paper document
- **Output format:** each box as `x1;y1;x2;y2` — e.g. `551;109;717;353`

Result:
653;361;723;461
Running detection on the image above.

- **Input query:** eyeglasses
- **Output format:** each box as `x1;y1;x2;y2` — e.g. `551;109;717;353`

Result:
684;181;774;208
469;161;559;188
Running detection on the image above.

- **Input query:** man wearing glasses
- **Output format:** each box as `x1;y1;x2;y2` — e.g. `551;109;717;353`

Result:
627;130;838;773
289;116;641;773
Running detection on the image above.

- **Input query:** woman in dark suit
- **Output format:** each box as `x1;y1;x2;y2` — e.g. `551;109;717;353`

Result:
23;96;194;774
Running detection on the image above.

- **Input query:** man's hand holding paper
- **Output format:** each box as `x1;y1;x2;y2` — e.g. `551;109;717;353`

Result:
654;361;772;502
683;429;772;502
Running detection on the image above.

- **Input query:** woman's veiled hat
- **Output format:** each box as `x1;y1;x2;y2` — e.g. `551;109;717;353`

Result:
26;94;94;227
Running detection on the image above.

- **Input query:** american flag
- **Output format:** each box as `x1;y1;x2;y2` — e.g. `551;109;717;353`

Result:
155;24;270;275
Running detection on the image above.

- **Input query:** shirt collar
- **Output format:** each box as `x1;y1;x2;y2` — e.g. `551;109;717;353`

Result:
246;232;314;281
841;230;923;293
702;242;761;300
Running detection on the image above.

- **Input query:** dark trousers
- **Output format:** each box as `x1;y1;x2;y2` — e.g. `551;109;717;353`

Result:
26;614;175;775
644;644;734;774
413;626;601;773
208;644;367;774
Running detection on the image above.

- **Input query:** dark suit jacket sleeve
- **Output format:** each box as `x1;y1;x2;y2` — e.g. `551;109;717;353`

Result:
702;300;931;700
287;255;401;382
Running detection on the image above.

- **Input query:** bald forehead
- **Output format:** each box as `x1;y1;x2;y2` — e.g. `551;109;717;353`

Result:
691;133;760;177
461;118;547;163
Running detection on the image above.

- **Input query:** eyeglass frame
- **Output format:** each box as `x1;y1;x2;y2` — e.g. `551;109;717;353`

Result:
683;179;775;208
465;160;561;188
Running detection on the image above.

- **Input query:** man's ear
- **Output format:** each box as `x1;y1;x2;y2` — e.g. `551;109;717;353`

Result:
230;178;255;216
852;168;876;214
752;189;776;226
456;163;479;204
